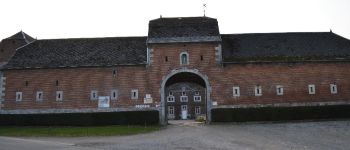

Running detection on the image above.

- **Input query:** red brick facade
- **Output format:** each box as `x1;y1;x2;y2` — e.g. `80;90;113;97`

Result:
2;42;350;121
1;18;350;124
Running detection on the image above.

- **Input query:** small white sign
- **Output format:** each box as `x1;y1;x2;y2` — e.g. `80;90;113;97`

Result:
144;94;153;104
135;105;150;108
98;96;110;108
212;101;218;106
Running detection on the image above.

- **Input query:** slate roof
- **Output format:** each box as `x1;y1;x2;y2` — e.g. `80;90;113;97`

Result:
147;17;221;43
222;32;350;63
3;37;147;69
3;18;350;70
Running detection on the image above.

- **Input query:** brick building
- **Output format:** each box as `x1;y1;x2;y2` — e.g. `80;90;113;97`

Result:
1;17;350;125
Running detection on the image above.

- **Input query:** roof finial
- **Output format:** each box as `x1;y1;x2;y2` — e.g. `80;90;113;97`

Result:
160;14;162;18
203;3;207;17
330;29;333;33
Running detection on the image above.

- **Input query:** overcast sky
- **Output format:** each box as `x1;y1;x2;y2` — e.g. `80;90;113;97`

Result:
1;0;350;40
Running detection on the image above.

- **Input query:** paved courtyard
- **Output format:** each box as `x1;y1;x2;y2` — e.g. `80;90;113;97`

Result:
1;120;350;150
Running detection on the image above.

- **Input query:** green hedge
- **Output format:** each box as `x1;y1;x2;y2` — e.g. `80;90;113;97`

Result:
211;105;350;122
0;111;159;126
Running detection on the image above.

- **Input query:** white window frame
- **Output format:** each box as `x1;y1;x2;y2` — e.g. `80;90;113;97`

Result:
255;86;262;96
194;95;201;102
90;90;98;100
276;85;284;96
195;106;201;115
111;90;118;100
181;105;188;111
232;86;240;97
168;106;175;116
56;91;63;101
330;84;337;94
167;95;175;102
36;91;43;101
180;96;188;102
179;52;189;65
16;92;22;101
308;84;315;94
131;89;138;100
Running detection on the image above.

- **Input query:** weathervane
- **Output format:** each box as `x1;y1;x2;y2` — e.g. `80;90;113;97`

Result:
203;3;206;17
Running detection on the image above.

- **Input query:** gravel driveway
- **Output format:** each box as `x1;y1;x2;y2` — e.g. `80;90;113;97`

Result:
25;120;350;150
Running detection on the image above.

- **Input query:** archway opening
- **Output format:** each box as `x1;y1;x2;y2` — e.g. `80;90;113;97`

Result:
164;72;207;121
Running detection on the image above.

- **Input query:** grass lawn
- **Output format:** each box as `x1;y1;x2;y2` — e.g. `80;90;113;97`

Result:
0;125;160;137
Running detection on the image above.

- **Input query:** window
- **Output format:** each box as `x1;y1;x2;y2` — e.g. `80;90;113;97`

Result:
16;92;22;101
180;88;188;102
180;52;189;65
194;91;201;102
255;85;262;96
90;90;98;100
55;80;59;86
36;91;43;101
232;86;240;97
167;95;175;102
111;90;118;100
330;84;337;94
113;69;117;77
56;91;63;101
165;56;168;62
25;81;28;86
167;91;175;102
180;96;188;102
195;106;201;115
194;96;201;102
200;55;203;61
308;84;315;94
276;85;283;95
195;91;199;95
131;89;138;100
181;105;188;111
168;106;175;116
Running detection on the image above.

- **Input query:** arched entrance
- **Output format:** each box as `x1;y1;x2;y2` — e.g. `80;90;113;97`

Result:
160;69;211;125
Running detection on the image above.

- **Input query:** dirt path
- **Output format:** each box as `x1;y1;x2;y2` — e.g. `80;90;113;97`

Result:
20;120;350;150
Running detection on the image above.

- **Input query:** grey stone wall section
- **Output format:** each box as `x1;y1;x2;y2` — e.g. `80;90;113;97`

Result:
0;72;4;102
215;44;222;64
160;68;212;125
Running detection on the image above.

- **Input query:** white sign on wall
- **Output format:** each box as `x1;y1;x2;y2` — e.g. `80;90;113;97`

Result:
98;96;110;108
135;105;150;108
144;94;153;104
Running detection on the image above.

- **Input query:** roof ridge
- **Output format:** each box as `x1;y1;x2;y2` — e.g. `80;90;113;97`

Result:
221;32;332;36
20;30;30;43
149;16;217;22
36;36;147;41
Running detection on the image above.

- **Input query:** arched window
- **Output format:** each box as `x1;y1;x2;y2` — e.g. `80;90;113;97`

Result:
180;52;189;65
